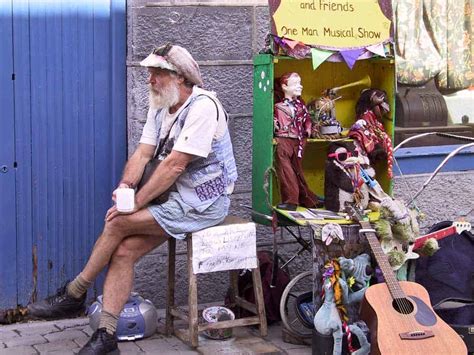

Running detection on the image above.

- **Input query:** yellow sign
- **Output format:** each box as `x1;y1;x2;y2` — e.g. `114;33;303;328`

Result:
272;0;391;48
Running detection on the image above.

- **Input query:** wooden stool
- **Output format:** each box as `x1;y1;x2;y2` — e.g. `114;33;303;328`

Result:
165;216;268;348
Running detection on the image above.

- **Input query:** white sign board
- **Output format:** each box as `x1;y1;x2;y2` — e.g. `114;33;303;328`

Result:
192;222;257;274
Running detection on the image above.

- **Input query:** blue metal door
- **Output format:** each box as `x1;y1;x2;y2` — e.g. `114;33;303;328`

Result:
0;0;126;309
0;0;18;308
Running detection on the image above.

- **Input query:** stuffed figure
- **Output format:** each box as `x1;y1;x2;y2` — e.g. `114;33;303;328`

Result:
314;258;371;355
374;197;439;271
348;89;393;178
339;253;373;301
274;72;320;210
324;141;370;212
308;89;342;139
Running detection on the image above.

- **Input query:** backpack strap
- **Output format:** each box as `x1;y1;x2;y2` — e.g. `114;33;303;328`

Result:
194;93;229;122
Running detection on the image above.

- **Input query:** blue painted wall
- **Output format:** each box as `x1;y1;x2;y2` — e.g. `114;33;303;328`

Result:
0;0;126;309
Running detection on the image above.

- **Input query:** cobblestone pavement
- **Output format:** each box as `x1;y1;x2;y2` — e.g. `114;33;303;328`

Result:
0;312;312;354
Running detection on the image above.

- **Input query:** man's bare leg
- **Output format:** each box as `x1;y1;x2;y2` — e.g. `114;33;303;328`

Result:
81;208;165;282
102;226;168;315
98;230;168;334
28;208;167;320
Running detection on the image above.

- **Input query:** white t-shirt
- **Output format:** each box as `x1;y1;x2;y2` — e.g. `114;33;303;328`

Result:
140;87;228;158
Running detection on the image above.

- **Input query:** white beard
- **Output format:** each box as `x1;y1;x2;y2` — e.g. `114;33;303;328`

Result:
148;81;180;110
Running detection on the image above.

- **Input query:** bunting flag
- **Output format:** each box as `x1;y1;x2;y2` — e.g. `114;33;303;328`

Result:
366;43;386;57
340;48;365;69
311;47;333;70
284;38;299;49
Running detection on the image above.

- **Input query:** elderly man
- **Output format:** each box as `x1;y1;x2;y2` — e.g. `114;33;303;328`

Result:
27;44;237;354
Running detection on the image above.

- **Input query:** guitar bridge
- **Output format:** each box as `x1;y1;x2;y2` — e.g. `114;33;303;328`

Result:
399;330;434;340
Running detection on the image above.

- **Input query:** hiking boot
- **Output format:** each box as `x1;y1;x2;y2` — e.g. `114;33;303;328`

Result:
78;328;119;355
27;282;86;319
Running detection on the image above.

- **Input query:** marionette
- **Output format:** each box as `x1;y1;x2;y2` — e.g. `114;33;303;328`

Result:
324;141;370;213
348;89;393;178
274;72;320;210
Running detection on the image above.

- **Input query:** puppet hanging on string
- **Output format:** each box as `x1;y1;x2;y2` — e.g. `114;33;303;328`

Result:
273;72;320;210
348;89;393;179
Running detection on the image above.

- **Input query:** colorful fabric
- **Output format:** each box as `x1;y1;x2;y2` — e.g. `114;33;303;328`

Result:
274;98;312;158
323;260;348;323
349;110;393;178
274;137;319;207
395;0;472;89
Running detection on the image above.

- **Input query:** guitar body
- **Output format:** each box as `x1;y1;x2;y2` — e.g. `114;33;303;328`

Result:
360;281;467;355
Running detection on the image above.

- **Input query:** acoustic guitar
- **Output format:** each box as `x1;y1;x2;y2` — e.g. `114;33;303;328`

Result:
346;203;467;355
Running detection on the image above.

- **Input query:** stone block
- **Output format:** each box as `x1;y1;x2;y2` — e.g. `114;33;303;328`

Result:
4;334;46;348
126;64;254;119
393;171;474;232
0;345;37;355
15;322;58;336
53;317;89;330
127;66;149;120
200;65;253;116
44;329;86;342
0;331;19;343
128;118;146;157
129;6;253;62
33;339;78;353
228;191;252;221
228;115;253;193
73;335;89;348
255;6;270;54
117;341;144;353
134;334;175;353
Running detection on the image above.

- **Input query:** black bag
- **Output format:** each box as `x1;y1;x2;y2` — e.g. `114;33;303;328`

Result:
136;158;174;205
415;221;474;353
235;250;291;323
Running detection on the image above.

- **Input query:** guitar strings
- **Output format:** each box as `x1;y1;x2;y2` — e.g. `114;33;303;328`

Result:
371;234;419;332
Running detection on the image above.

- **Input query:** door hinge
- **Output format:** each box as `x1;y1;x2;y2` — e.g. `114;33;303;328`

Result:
12;73;15;80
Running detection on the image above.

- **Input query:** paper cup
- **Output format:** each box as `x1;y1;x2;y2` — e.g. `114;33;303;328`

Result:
116;188;135;212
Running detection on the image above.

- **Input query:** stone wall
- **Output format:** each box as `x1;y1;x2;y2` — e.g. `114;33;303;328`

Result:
127;1;474;309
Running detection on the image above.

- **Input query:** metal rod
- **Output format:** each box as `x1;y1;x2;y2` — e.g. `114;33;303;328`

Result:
407;142;474;205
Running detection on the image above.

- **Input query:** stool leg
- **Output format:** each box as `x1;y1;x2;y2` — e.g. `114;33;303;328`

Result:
229;271;238;305
251;265;268;337
187;236;199;347
166;238;176;336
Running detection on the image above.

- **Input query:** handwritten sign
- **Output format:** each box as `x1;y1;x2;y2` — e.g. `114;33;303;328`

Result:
270;0;392;48
192;222;257;274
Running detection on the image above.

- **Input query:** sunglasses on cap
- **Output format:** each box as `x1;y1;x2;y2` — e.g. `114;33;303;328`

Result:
153;43;173;57
328;149;359;162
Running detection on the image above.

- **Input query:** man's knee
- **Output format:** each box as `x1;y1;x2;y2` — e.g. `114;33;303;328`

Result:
112;238;143;263
104;215;132;236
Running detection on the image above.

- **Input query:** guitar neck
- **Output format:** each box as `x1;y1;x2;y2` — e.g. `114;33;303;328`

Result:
359;220;406;299
413;225;456;250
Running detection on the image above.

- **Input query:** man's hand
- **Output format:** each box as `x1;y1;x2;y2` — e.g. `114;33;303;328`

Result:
105;202;140;222
112;183;131;202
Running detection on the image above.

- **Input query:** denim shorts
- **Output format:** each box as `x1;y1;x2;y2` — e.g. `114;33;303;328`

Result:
147;191;230;240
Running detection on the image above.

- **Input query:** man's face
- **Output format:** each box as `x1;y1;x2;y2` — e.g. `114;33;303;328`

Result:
148;67;180;109
283;74;303;99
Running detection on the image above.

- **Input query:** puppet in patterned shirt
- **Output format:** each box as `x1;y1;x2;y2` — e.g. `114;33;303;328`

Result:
273;72;320;210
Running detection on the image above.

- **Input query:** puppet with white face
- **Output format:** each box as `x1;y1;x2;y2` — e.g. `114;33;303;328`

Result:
273;72;320;210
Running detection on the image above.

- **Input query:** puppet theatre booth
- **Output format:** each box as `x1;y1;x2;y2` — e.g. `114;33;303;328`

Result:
251;1;468;354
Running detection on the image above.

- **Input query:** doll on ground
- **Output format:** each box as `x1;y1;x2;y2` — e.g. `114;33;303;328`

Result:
273;72;320;210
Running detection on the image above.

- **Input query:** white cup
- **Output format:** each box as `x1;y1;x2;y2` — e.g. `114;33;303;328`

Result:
116;188;135;212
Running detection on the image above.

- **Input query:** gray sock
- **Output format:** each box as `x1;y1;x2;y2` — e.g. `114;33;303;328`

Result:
66;274;92;299
98;310;119;335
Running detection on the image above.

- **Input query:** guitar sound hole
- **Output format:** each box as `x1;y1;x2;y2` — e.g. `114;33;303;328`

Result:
392;298;414;314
